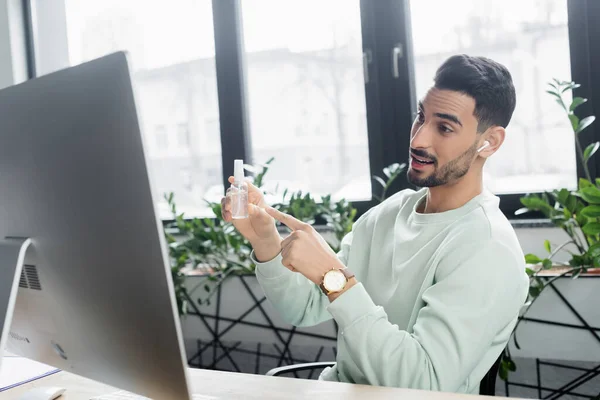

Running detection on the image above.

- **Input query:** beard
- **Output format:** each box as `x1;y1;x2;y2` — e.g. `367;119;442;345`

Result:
407;140;479;187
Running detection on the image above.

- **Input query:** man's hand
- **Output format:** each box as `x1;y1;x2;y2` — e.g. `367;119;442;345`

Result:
265;207;345;285
221;176;281;262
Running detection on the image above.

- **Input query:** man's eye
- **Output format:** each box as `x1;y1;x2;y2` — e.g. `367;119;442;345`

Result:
439;124;453;133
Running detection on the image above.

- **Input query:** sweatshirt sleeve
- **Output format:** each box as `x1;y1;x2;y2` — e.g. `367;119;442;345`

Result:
326;240;529;391
252;229;355;327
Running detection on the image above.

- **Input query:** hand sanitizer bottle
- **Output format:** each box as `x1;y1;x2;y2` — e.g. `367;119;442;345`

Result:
228;159;248;219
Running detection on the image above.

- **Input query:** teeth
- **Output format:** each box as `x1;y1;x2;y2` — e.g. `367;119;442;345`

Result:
414;156;431;164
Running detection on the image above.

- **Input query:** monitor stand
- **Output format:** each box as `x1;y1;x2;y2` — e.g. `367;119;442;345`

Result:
0;237;31;370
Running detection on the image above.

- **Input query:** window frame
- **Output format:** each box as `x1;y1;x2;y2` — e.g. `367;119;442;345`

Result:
568;0;600;187
492;0;600;219
22;0;600;222
212;0;387;218
366;0;600;220
22;0;36;80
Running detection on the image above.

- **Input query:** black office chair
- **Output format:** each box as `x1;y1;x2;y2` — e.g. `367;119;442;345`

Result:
266;355;502;396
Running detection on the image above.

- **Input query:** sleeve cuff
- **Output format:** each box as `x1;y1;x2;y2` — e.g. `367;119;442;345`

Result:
251;249;292;280
326;283;378;329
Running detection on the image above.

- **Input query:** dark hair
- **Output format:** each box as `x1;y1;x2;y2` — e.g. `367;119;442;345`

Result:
434;54;516;132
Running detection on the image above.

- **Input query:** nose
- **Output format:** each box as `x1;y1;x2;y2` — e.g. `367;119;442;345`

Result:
410;121;434;150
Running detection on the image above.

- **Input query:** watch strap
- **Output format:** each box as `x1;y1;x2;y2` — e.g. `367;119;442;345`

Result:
319;281;328;295
339;267;355;280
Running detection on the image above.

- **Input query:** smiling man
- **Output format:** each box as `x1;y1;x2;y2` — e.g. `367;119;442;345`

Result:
221;54;529;395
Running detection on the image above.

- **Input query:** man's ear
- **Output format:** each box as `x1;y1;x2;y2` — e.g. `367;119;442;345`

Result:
479;126;505;158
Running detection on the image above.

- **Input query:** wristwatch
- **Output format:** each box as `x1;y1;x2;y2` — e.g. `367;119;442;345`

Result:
319;267;355;295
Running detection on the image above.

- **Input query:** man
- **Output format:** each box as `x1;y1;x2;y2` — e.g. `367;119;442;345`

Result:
221;54;528;394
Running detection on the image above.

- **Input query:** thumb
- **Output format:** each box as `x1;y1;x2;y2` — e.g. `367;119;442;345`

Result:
265;207;306;231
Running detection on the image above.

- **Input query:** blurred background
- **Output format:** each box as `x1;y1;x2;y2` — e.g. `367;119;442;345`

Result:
29;0;577;219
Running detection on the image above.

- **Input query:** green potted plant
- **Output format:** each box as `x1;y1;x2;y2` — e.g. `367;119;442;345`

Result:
500;79;596;380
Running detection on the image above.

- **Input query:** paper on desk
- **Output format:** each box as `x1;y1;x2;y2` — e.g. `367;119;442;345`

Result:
0;356;60;391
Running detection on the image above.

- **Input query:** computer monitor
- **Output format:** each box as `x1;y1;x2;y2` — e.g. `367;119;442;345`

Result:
0;52;193;399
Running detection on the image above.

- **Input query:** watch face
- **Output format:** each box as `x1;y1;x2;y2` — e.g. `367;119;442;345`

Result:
323;269;346;292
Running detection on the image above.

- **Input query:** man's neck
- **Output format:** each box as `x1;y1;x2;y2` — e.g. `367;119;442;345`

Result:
420;174;484;214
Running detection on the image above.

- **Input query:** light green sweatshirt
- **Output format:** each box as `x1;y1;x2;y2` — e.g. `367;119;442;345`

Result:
253;188;529;394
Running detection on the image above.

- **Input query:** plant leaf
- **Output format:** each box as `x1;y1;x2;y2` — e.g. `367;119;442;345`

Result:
520;195;553;215
544;240;552;253
570;255;587;267
525;267;535;277
567;196;578;214
529;285;542;298
570;97;587;111
588;242;600;259
562;83;581;93
580;178;593;189
499;363;508;381
525;254;542;264
581;205;600;218
554;189;578;213
542;259;553;269
584;142;600;163
580;186;600;204
576;116;596;134
556;188;570;206
582;222;600;236
514;207;530;216
546;90;561;100
569;114;580;131
373;175;386;189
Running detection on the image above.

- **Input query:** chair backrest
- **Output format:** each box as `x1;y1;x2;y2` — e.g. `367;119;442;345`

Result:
479;355;502;396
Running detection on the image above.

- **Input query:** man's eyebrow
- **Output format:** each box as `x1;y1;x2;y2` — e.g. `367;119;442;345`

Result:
418;101;463;127
434;112;462;127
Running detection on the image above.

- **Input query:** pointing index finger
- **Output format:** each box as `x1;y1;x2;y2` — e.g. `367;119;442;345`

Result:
266;207;306;231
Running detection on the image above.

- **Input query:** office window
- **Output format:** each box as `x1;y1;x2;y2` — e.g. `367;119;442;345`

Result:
241;0;372;201
154;125;168;149
177;123;190;148
409;0;575;195
30;0;222;218
26;0;600;220
295;109;309;138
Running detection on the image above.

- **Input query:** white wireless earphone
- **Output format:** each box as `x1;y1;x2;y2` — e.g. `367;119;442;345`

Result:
477;140;490;153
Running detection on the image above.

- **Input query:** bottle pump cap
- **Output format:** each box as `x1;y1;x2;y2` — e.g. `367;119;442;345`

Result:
234;159;244;184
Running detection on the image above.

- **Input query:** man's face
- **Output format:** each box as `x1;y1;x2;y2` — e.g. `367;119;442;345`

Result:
407;88;482;188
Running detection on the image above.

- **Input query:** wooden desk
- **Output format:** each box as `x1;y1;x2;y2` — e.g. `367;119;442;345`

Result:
0;357;513;399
